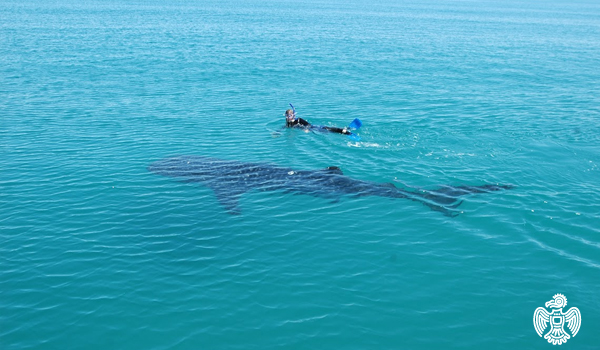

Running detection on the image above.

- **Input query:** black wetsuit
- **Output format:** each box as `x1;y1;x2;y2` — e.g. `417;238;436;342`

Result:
286;117;311;128
286;118;351;135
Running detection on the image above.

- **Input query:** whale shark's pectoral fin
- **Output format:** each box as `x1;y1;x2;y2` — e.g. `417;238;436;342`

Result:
210;186;245;215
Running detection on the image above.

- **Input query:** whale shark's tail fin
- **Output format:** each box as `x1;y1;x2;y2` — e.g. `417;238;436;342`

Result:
397;183;513;217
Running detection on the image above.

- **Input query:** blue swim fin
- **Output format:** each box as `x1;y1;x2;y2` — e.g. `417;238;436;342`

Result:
348;118;362;129
347;118;362;141
348;133;361;142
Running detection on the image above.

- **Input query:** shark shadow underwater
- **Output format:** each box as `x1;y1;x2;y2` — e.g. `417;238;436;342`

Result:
148;155;513;217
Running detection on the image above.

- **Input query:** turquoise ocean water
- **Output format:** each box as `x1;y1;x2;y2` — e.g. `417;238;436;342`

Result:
2;0;599;348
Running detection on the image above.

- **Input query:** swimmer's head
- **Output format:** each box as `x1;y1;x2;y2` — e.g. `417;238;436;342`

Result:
285;109;296;122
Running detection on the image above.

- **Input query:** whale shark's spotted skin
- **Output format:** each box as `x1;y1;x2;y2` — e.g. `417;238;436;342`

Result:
148;155;512;216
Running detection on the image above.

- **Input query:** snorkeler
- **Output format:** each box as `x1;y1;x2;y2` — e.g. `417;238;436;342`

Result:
284;108;353;135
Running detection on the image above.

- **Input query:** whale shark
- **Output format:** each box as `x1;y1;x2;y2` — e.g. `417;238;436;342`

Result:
148;155;512;216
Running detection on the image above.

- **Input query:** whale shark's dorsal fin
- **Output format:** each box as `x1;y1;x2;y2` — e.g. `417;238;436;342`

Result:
324;166;343;175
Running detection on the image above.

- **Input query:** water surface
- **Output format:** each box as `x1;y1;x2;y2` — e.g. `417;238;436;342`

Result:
1;0;599;348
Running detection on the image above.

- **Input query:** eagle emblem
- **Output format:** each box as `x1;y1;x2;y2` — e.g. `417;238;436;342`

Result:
534;294;581;345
